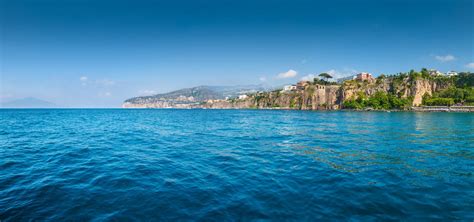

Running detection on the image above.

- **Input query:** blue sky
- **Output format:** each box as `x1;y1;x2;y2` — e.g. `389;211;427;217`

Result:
1;0;473;107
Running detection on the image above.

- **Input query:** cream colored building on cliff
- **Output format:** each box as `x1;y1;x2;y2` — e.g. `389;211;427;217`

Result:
238;95;248;100
282;85;297;92
447;71;458;77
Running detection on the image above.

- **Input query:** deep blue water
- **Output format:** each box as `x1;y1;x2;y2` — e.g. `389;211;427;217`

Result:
1;109;473;221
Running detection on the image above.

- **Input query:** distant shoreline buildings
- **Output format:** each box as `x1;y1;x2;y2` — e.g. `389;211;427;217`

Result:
427;69;458;77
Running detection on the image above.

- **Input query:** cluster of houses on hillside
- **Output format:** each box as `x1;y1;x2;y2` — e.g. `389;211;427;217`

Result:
281;81;310;92
287;72;378;91
428;69;458;77
333;69;458;84
279;72;376;92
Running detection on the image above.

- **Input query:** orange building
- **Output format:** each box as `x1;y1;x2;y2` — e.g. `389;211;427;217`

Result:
356;72;374;81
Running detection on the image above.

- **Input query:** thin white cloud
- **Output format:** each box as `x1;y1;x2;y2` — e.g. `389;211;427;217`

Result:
98;92;112;97
79;76;88;86
435;54;456;62
80;76;116;87
96;79;116;86
259;77;267;82
138;90;157;95
326;69;359;80
300;74;316;81
301;69;359;82
466;62;474;69
276;69;298;79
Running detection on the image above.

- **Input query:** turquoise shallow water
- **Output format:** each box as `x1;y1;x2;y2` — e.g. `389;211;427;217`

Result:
0;109;473;221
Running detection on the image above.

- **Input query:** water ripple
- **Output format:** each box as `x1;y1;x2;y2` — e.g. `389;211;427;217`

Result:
0;109;473;221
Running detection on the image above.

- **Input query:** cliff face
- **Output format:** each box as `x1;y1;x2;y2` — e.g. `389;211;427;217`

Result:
409;79;448;106
210;77;453;109
123;75;456;109
301;85;340;110
205;84;340;110
340;79;390;101
340;77;452;106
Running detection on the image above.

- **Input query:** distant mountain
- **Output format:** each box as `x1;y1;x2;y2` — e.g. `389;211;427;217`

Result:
128;86;223;102
123;85;272;108
205;85;272;98
0;97;59;108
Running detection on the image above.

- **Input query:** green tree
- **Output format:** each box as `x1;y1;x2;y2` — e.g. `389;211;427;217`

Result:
424;98;454;106
343;99;363;109
421;68;430;78
455;72;474;88
319;73;333;82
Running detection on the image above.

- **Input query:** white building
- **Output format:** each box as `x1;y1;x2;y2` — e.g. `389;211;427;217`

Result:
238;95;248;100
429;69;444;76
282;85;297;91
446;71;458;77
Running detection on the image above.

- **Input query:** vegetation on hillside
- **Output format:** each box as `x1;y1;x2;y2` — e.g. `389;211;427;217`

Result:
343;91;412;110
249;69;474;110
312;78;339;85
343;69;474;109
422;72;474;106
318;73;333;82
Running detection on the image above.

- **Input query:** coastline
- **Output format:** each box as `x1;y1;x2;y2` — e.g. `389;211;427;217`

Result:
123;71;474;112
411;106;474;112
120;106;474;112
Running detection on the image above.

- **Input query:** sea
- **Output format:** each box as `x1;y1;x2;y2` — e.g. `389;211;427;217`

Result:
1;109;473;221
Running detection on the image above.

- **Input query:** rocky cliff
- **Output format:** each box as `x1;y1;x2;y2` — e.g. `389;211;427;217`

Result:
123;73;460;110
205;76;454;110
340;75;453;106
204;84;340;110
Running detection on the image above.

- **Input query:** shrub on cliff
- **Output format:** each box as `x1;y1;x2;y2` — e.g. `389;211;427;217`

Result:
455;72;474;88
424;85;474;105
389;96;411;109
423;98;455;106
366;92;391;109
342;100;363;109
343;92;410;110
